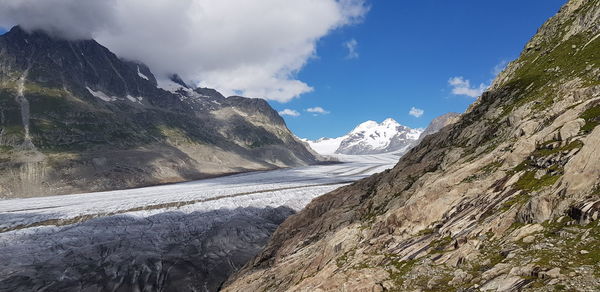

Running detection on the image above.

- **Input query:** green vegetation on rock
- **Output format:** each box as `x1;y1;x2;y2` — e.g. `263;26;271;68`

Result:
580;103;600;133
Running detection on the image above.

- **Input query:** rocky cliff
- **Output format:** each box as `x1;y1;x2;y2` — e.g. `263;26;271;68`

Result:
0;26;318;198
417;112;460;143
224;1;600;291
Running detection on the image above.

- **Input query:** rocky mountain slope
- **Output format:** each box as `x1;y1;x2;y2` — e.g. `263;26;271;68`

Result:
0;26;318;198
305;118;423;155
417;112;461;143
224;1;600;291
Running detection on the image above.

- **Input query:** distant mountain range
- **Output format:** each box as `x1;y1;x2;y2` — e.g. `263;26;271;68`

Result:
304;115;459;156
0;26;318;198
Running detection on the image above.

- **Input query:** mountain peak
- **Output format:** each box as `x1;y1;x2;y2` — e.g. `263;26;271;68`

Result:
4;25;94;43
382;118;400;126
351;120;378;133
7;25;26;35
305;117;429;155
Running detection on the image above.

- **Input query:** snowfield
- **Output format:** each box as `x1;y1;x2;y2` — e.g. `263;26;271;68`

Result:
0;154;399;291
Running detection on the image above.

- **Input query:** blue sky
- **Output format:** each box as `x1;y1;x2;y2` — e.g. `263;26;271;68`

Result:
274;0;567;140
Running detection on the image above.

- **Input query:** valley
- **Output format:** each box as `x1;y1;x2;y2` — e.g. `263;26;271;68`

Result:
1;0;598;291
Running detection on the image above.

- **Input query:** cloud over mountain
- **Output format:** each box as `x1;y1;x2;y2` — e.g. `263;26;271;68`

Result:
0;0;369;102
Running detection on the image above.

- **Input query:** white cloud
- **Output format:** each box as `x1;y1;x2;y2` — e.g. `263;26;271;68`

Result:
306;107;330;115
492;60;508;76
344;38;359;59
448;76;487;98
408;107;424;118
0;0;369;103
278;109;300;117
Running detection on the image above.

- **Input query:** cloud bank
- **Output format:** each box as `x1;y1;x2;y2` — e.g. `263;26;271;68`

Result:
0;0;369;102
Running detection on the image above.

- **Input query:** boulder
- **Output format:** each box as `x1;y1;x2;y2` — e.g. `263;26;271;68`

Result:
540;268;561;279
559;118;585;141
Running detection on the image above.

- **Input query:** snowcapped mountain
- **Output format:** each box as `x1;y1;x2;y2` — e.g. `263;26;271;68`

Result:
337;118;423;155
304;118;423;155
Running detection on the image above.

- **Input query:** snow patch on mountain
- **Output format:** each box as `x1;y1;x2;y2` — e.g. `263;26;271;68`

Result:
303;118;423;156
156;78;188;94
136;66;149;80
302;137;345;155
86;87;117;102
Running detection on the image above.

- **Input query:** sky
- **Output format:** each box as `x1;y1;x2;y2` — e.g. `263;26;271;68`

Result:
277;0;568;139
0;0;567;140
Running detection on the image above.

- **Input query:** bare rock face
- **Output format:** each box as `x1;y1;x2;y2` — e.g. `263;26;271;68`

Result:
417;112;460;143
0;27;318;198
224;1;600;291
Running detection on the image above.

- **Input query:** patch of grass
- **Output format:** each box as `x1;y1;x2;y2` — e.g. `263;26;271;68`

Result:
0;145;13;152
554;284;567;291
505;139;583;195
580;104;600;134
351;262;372;270
429;235;453;254
499;30;600;116
472;244;506;273
481;160;504;175
3;125;24;136
336;249;356;268
500;193;532;212
462;160;505;183
419;273;455;292
157;125;196;144
515;171;561;192
385;256;418;287
533;140;584;157
25;83;66;98
416;228;435;236
528;219;600;272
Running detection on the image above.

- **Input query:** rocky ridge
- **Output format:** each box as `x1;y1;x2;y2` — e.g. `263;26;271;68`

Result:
417;112;461;143
224;1;600;291
0;26;318;198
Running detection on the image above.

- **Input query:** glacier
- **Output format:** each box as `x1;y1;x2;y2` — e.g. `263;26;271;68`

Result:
0;154;398;291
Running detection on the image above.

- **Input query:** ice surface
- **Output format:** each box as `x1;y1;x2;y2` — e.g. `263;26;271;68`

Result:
0;154;398;291
303;136;345;155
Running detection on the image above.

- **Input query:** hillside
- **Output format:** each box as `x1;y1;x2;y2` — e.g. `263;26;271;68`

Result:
0;27;318;198
224;0;600;291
